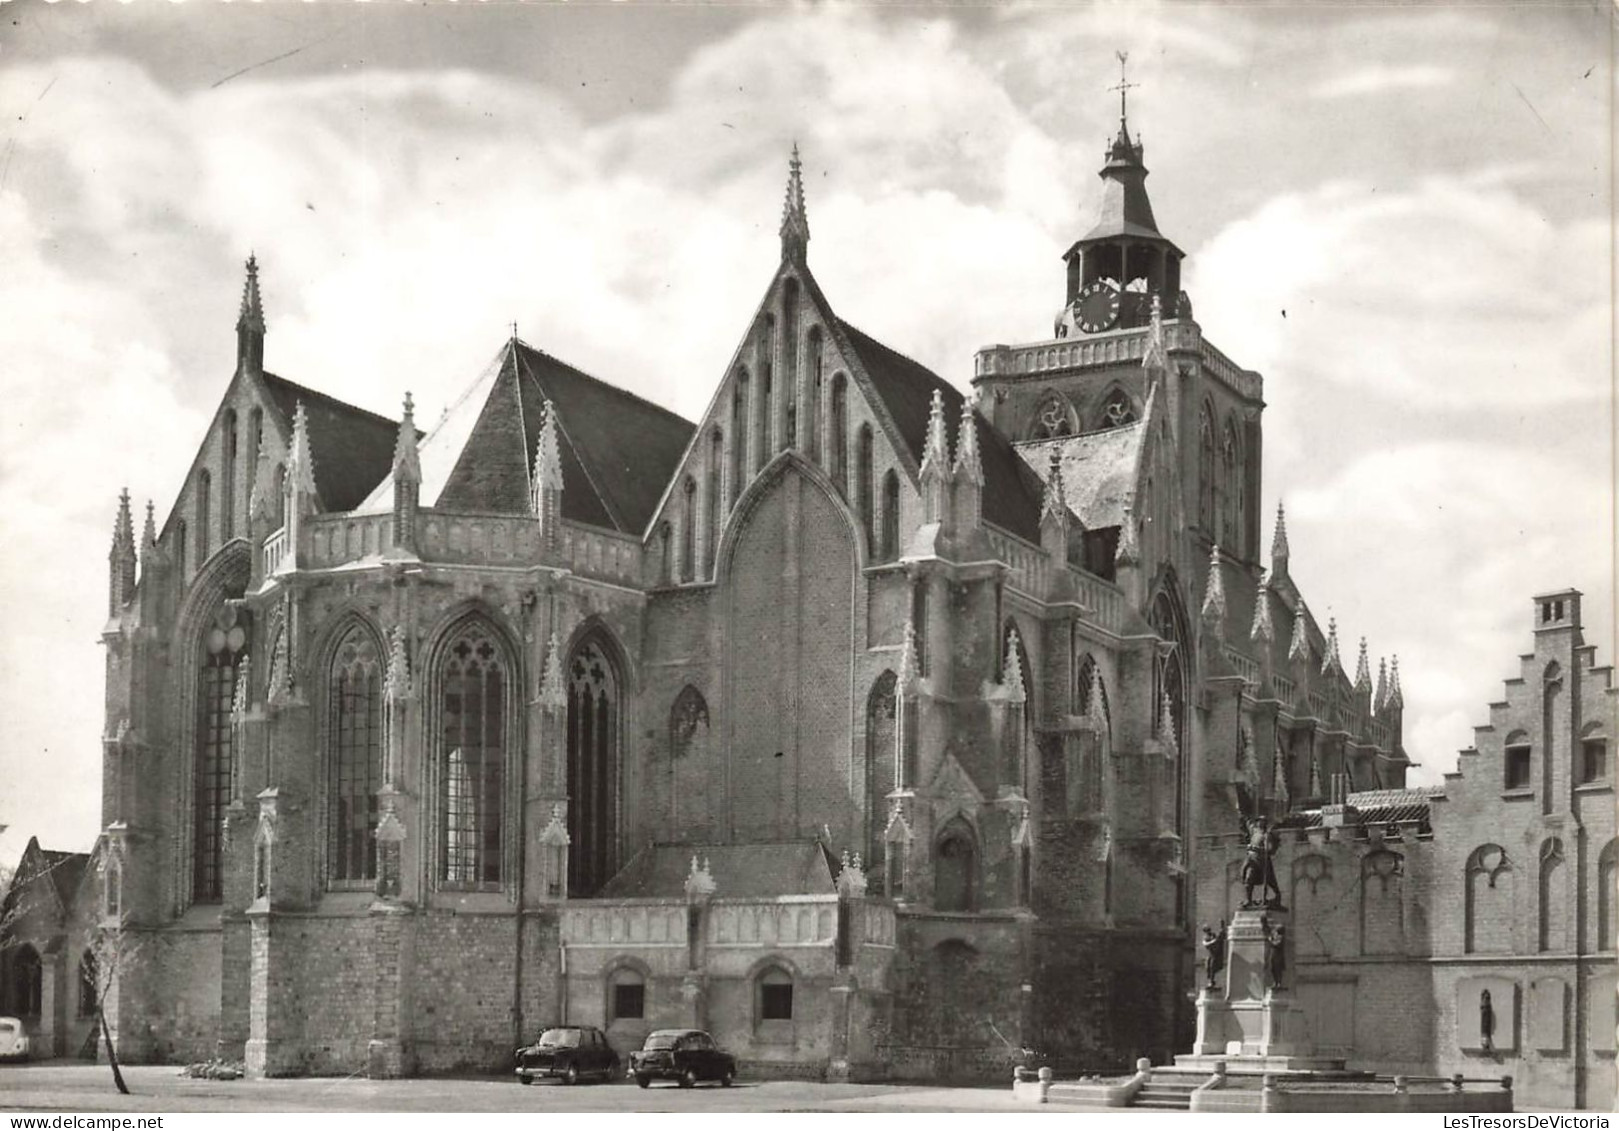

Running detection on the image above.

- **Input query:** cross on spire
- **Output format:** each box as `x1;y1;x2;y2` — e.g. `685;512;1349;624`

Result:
1110;50;1138;132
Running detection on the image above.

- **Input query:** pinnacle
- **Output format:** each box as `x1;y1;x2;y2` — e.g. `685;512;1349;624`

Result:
952;398;983;485
111;488;135;555
1320;616;1343;677
920;388;950;479
1388;655;1404;707
1354;637;1372;692
1249;568;1274;642
142;500;157;550
1288;601;1311;664
289;401;317;496
1375;657;1389;712
1002;631;1026;702
1200;542;1226;624
779;142;810;263
237;254;265;332
1040;447;1068;525
393;391;422;484
1271;500;1290;569
531;398;563;495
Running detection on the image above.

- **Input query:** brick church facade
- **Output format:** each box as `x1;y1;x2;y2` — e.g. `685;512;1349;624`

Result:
87;113;1414;1079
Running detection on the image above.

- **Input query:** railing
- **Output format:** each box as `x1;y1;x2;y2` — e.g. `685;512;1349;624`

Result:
986;530;1127;633
972;320;1262;402
309;513;392;566
1224;647;1261;690
1271;674;1296;702
707;896;838;948
559;521;641;584
559;902;687;947
261;526;289;576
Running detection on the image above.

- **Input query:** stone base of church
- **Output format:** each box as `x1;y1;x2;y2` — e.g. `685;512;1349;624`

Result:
1172;1052;1350;1074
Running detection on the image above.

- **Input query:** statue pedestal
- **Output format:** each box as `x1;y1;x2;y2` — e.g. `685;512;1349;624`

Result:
1179;907;1345;1073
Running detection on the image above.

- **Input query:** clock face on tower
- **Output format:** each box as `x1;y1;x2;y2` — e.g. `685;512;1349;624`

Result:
1076;280;1122;333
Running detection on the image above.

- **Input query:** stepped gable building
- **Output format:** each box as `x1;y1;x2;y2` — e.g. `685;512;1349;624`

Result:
1192;591;1616;1110
93;107;1410;1080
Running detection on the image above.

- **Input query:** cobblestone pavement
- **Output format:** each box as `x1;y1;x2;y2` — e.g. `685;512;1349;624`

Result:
0;1064;1043;1113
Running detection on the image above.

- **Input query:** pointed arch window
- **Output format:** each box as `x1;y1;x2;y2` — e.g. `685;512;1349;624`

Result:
437;619;510;888
567;637;621;897
196;470;212;563
856;426;874;555
807;326;824;464
247;407;263;511
194;605;249;903
731;371;749;505
1538;837;1567;953
222;409;238;541
681;476;697;583
830;375;849;494
176;520;189;581
1031;392;1075;439
782;281;800;445
757;316;776;466
1222;418;1241;550
272;464;286;528
9;945;41;1017
1598;839;1617;951
328;624;383;885
707;429;723;568
880;470;901;561
1101;388;1136;428
1197;407;1216;533
658;522;673;585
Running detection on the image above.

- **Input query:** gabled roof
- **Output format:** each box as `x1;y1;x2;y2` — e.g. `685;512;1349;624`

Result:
361;341;693;535
260;373;401;513
2;838;90;923
836;321;1043;543
1015;422;1145;531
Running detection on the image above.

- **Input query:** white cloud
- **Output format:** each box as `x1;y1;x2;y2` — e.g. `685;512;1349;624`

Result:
1310;64;1456;100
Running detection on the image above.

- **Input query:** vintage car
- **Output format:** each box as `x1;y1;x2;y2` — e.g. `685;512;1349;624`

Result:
629;1029;736;1088
514;1025;620;1085
0;1017;29;1062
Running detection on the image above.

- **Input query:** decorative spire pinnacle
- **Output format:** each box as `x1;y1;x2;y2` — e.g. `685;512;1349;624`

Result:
231;656;252;727
1249;568;1274;642
288;401;317;497
1272;734;1291;807
538;632;568;712
1287;602;1311;664
1270;501;1290;574
1308;747;1323;798
141;500;158;552
1158;690;1178;759
919;388;951;481
1002;630;1026;704
1320;617;1343;677
1374;656;1389;712
1114;502;1140;567
532;399;563;492
899;620;922;693
1387;655;1404;708
1142;291;1169;374
1200;542;1227;625
237;254;264;333
383;624;412;703
952;398;982;486
1354;637;1372;693
1040;447;1069;526
111;488;135;558
1106;50;1142;162
779;142;810;265
1086;663;1107;725
392;392;421;485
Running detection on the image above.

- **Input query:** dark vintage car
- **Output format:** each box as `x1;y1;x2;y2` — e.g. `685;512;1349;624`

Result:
629;1029;737;1088
514;1025;621;1085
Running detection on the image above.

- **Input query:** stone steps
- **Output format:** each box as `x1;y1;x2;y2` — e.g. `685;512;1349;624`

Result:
1134;1081;1198;1110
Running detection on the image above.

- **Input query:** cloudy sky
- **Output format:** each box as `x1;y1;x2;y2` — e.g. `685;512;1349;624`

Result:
0;2;1611;868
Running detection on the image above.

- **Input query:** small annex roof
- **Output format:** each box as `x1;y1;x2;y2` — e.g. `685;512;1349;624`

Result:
596;842;835;899
1014;421;1145;531
260;373;402;513
835;320;1043;543
358;340;695;535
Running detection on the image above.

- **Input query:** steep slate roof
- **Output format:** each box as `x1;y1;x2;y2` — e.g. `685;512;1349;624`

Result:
835;321;1043;543
401;342;694;534
597;842;835;899
37;849;89;911
1016;422;1145;530
261;373;401;513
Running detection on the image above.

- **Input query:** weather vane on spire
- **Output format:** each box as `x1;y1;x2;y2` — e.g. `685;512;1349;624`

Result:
1110;50;1138;130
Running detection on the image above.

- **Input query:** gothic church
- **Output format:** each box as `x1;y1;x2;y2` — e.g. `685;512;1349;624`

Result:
90;110;1408;1078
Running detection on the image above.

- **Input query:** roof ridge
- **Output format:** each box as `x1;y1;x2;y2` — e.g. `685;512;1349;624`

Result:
261;372;400;429
835;319;957;396
514;339;694;428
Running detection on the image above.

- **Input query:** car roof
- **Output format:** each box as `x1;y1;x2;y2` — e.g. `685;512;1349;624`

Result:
646;1028;704;1038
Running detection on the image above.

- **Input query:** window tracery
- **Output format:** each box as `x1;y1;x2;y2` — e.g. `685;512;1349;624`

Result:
329;624;382;884
437;619;508;888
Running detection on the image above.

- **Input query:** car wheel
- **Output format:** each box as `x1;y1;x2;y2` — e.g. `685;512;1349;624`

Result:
565;1065;579;1085
680;1068;698;1089
518;1076;534;1086
636;1074;651;1089
721;1067;735;1088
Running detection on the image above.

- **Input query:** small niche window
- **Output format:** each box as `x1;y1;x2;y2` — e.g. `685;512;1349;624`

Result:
1101;388;1136;428
758;967;794;1022
1579;738;1608;785
609;967;645;1022
1504;744;1532;791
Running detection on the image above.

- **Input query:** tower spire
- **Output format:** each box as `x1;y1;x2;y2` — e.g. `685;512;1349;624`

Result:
1110;50;1139;141
780;142;810;265
1271;501;1290;577
236;254;265;375
109;489;137;614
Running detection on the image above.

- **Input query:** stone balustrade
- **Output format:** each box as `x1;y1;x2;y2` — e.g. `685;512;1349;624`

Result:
309;513;393;566
972;320;1262;401
261;526;289;576
985;530;1127;632
556;894;896;953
